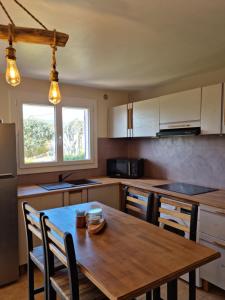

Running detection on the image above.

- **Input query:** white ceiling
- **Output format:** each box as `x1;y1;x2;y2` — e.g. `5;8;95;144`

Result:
0;0;225;90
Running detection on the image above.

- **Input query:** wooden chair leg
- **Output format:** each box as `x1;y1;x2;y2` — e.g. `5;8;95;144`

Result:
202;279;209;292
44;272;48;300
48;284;56;300
153;287;161;300
146;290;152;300
189;270;196;300
27;258;35;300
167;279;177;300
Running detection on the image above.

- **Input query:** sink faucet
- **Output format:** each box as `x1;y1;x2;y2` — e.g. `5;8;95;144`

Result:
59;172;74;182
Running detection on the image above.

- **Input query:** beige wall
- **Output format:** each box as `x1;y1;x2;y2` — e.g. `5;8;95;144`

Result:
130;67;225;101
0;76;129;137
0;79;10;123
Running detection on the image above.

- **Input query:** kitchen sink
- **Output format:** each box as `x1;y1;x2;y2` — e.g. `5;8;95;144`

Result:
66;178;101;187
40;179;101;191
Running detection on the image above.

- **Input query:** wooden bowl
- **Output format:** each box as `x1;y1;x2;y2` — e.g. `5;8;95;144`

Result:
87;218;106;234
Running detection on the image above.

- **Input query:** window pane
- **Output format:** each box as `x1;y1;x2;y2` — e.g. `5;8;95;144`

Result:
22;104;56;164
62;107;89;161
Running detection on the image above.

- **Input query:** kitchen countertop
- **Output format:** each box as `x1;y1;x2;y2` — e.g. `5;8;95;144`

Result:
18;177;225;210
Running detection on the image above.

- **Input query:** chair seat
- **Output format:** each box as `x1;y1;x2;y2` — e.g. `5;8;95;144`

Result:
51;269;107;300
30;245;63;272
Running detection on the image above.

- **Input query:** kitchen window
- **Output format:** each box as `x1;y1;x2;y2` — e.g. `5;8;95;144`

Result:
15;95;97;174
62;107;89;161
22;104;56;164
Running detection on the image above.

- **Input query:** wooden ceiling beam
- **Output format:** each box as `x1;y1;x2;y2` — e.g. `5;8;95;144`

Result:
0;24;69;47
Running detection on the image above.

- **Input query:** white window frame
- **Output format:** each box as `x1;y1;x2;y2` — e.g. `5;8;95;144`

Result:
12;91;98;174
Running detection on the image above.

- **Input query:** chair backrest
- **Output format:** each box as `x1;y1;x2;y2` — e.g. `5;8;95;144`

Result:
155;195;198;241
41;215;79;299
22;202;44;252
123;186;154;223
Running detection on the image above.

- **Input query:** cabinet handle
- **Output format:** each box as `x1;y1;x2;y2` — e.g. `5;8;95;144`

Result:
168;124;190;128
127;108;133;129
214;211;225;217
201;209;225;217
213;241;225;250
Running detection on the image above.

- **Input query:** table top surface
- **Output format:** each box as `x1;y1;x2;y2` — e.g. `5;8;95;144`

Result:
43;202;220;300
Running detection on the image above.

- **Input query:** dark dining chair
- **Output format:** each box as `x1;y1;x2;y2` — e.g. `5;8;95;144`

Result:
123;185;154;222
41;215;107;300
150;195;199;300
22;202;63;300
22;202;47;299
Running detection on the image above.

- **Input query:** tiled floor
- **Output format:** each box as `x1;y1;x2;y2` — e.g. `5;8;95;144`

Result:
0;270;225;300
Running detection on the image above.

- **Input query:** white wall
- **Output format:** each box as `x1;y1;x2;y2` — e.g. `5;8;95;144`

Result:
130;67;225;101
0;77;129;137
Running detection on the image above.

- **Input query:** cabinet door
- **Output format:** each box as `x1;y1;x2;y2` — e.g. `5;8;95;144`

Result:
133;99;159;137
201;84;222;134
159;88;201;126
69;191;82;205
18;193;63;266
108;104;127;138
88;185;120;210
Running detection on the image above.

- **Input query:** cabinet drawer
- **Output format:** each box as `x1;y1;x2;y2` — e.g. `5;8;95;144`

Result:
199;205;225;241
200;233;225;290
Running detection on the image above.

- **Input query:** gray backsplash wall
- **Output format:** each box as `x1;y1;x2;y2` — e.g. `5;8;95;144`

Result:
19;135;225;190
128;135;225;189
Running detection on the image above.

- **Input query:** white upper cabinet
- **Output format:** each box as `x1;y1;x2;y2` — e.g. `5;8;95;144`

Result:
108;104;128;138
159;88;201;129
201;84;222;135
133;98;159;137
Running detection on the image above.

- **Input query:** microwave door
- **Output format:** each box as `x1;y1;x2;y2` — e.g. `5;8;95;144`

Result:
116;160;129;177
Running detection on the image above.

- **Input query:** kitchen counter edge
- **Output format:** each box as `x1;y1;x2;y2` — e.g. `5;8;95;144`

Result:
17;177;225;210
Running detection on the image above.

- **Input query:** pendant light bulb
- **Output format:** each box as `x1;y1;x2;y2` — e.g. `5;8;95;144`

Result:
49;79;61;105
49;70;61;105
5;46;21;87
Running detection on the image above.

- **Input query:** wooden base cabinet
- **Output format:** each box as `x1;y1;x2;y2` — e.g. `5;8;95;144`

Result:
87;185;120;210
18;193;63;266
200;233;225;290
199;205;225;290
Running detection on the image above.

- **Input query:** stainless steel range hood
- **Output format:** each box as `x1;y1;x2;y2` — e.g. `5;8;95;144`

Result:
156;127;201;137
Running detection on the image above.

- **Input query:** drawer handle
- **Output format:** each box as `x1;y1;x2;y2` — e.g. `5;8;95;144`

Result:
201;209;225;217
214;211;225;217
213;241;225;250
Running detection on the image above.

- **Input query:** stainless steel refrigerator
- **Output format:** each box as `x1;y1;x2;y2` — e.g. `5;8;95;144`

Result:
0;123;18;286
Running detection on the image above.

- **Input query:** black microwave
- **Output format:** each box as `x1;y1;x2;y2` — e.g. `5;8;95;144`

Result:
107;158;144;179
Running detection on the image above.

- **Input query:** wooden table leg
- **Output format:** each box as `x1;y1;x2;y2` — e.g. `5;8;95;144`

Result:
167;279;177;300
189;270;196;300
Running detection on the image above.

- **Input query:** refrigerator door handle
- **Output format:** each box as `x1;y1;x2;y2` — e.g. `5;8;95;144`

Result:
0;173;14;179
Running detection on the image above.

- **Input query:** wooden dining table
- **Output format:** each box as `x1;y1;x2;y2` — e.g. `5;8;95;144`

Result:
43;202;220;300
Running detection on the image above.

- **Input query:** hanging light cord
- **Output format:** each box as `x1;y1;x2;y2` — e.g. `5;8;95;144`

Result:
0;1;15;25
0;1;48;30
51;30;57;71
14;0;48;30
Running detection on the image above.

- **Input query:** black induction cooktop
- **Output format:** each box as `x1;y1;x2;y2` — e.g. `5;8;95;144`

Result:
154;182;217;196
